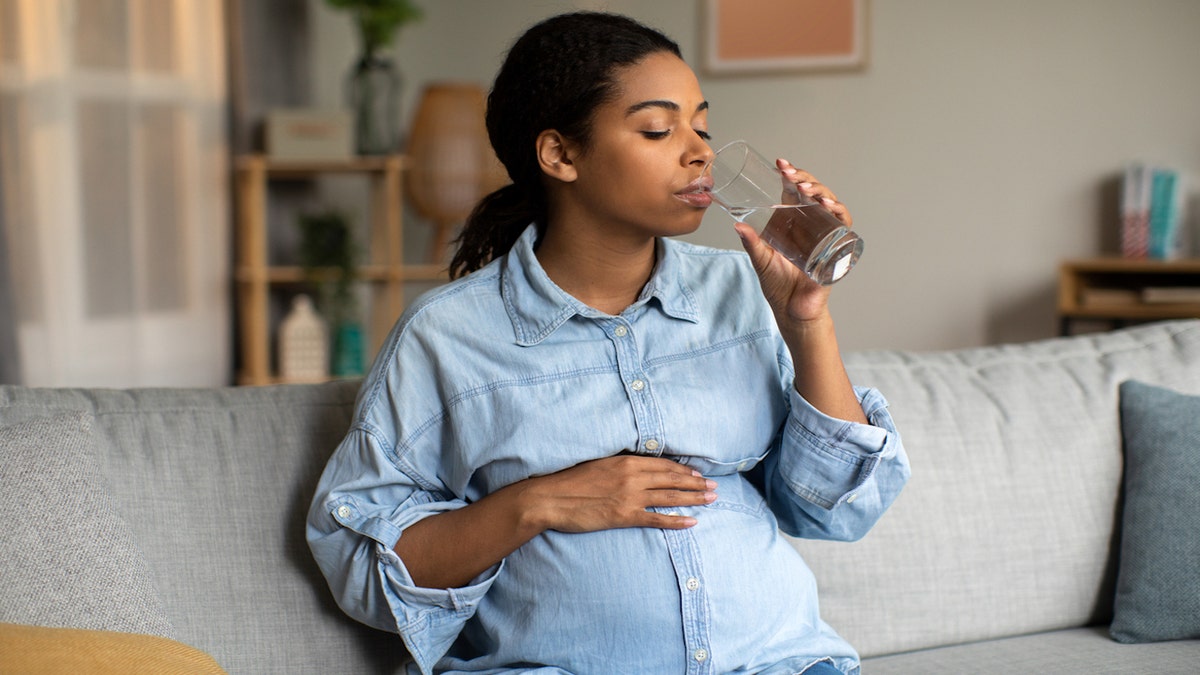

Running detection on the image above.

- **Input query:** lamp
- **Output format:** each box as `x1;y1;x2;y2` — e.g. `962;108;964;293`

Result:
404;82;507;262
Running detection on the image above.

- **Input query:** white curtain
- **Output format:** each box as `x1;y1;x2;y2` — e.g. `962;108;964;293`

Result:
0;162;17;383
0;0;230;387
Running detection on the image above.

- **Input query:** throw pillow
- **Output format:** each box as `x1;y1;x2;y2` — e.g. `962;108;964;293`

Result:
1110;380;1200;643
0;412;174;637
0;622;227;674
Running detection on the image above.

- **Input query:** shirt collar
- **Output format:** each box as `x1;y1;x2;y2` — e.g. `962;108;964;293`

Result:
501;224;701;346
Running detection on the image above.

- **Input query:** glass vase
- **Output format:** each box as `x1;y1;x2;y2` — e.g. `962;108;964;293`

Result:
346;52;400;155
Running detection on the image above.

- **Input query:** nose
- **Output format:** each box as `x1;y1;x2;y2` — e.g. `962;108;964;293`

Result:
689;134;714;168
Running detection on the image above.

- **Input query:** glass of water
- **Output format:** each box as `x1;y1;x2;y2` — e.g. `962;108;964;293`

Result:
706;140;864;285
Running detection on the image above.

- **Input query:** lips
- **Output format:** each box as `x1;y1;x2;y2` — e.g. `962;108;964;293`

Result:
675;175;714;208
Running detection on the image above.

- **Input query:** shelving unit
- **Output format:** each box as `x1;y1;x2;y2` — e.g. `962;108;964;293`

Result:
1057;257;1200;335
234;155;447;385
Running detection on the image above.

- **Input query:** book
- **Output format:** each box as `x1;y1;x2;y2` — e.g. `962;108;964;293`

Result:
1146;166;1187;260
1081;287;1140;307
1141;287;1200;304
1120;164;1151;259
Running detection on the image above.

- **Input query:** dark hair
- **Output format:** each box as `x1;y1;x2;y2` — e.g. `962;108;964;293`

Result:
448;12;681;279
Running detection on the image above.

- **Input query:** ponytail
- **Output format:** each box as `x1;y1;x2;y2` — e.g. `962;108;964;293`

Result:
449;182;545;279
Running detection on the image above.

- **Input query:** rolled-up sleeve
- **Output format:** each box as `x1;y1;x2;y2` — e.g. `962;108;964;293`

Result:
306;426;501;674
760;385;910;542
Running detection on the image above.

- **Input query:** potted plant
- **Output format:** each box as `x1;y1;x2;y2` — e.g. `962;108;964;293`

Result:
325;0;424;155
327;0;422;55
296;210;364;376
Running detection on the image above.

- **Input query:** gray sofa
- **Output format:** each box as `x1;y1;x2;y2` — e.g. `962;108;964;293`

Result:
3;320;1200;673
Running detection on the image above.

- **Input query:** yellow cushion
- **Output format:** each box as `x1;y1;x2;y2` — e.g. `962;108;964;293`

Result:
0;622;228;674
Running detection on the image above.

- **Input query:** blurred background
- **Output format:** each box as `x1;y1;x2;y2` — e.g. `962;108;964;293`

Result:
2;0;1198;387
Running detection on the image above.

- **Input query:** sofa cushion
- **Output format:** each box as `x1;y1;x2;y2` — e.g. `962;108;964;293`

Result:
1111;380;1200;643
863;626;1200;674
0;382;407;675
0;412;173;638
802;320;1200;658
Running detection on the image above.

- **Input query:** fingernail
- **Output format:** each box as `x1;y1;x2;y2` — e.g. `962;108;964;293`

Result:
781;165;797;175
692;470;702;477
680;517;698;527
704;491;718;503
799;182;814;190
705;479;718;489
821;197;836;206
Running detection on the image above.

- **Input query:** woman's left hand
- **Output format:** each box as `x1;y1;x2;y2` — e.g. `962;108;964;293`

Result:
735;160;852;323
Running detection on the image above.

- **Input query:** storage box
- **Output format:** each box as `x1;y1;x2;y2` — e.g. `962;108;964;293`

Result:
265;110;352;161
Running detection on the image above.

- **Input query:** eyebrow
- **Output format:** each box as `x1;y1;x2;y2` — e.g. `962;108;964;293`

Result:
625;100;709;116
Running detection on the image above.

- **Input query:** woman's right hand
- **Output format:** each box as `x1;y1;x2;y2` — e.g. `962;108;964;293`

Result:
519;454;718;533
393;454;716;589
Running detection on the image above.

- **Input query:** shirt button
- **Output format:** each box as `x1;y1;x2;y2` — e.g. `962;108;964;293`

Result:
694;648;708;662
643;438;659;451
846;493;858;504
630;379;645;391
614;325;628;337
685;577;700;591
335;505;352;519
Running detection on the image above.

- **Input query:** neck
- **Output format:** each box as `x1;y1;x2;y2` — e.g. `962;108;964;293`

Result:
535;211;657;316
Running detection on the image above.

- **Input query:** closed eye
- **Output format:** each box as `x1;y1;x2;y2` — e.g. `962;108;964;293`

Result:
641;129;712;141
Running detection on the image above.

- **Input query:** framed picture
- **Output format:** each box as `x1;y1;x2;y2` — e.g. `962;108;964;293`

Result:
703;0;868;75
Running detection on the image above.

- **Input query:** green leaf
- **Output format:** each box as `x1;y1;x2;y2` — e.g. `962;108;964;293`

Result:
325;0;423;53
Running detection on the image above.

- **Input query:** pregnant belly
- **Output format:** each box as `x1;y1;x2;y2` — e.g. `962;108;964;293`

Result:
463;475;823;673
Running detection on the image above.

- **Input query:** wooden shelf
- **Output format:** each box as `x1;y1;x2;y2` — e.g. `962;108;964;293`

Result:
236;155;407;176
235;265;447;284
1057;257;1200;334
233;154;448;386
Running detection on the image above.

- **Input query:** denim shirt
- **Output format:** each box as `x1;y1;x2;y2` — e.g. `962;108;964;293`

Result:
307;224;910;675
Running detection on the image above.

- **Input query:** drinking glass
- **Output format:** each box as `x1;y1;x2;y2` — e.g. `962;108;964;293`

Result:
706;140;864;285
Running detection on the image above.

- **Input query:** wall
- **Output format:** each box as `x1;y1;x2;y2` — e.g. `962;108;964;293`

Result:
309;0;1200;351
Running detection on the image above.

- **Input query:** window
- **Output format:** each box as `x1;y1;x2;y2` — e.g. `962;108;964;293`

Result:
0;0;229;386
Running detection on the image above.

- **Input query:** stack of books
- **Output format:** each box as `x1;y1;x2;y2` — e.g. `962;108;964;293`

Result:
1120;164;1187;259
1140;286;1200;304
1079;286;1200;309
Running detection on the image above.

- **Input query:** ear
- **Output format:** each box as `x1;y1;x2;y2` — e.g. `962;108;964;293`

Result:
535;130;578;183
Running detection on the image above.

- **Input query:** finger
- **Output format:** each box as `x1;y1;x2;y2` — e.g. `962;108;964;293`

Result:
645;489;718;508
777;161;809;206
603;455;715;495
637;469;717;497
734;222;777;276
778;160;840;204
609;454;708;481
659;468;718;490
821;197;852;226
777;159;815;185
642;511;698;530
808;184;839;205
778;161;852;226
797;180;839;208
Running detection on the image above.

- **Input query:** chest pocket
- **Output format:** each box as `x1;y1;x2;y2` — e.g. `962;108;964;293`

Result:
668;447;770;476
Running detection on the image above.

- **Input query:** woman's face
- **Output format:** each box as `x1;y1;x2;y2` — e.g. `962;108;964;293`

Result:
561;51;715;241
